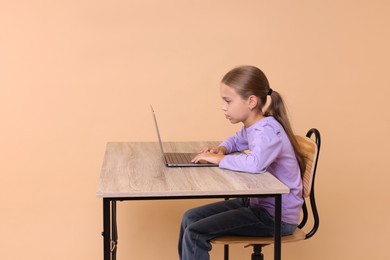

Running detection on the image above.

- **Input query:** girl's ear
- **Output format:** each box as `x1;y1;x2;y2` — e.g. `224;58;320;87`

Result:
248;95;259;110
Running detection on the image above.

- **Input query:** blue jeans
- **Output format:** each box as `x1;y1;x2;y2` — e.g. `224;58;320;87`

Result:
178;198;296;260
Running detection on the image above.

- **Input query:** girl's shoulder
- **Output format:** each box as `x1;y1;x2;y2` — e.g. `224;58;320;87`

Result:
251;116;283;134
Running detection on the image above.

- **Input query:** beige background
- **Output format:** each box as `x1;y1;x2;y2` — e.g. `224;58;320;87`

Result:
1;0;389;259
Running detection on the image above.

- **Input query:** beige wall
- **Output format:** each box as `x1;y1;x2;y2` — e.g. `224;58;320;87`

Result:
1;0;390;259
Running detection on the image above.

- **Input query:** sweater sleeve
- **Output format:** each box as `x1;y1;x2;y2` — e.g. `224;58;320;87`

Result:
219;126;282;174
219;126;249;153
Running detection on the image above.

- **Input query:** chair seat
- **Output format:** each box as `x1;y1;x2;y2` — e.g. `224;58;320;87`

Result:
210;228;306;246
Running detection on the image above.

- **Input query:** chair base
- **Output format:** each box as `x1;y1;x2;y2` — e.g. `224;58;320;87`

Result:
252;244;264;260
211;229;306;260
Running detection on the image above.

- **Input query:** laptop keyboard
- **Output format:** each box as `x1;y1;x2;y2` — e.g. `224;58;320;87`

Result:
165;153;195;164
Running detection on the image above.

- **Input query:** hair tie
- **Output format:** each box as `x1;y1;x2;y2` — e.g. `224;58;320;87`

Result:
267;88;273;96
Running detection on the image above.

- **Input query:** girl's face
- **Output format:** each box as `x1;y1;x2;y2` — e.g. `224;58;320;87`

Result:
220;83;251;125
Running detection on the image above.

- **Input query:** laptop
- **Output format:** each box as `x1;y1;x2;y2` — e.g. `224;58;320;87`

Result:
151;106;218;167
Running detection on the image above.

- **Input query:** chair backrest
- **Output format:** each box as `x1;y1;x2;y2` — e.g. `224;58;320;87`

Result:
296;133;319;198
295;128;321;239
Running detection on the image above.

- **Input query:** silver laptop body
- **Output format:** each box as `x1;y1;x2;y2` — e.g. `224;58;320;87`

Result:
151;106;217;167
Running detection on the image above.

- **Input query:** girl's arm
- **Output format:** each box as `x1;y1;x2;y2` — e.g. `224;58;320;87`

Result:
219;128;282;173
220;127;249;153
192;127;248;165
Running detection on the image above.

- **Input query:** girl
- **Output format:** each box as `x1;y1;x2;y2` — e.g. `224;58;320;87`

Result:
178;65;305;260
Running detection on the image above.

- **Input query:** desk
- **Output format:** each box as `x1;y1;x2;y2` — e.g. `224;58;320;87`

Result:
97;142;289;260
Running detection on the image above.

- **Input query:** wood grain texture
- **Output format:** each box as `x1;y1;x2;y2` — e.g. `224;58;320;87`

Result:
296;136;318;198
96;142;289;198
211;228;306;245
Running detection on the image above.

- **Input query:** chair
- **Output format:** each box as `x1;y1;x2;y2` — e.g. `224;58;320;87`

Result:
210;128;321;260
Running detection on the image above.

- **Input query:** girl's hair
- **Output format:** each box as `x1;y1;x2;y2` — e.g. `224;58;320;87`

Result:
222;65;306;174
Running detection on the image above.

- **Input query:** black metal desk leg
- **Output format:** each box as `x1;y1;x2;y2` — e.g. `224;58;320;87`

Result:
103;198;111;260
112;201;118;260
274;194;282;260
103;199;118;260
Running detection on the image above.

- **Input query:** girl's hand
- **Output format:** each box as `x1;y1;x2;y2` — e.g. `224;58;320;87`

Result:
198;146;227;155
191;152;225;165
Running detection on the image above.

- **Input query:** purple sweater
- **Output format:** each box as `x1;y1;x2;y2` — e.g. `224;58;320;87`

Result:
219;116;303;224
